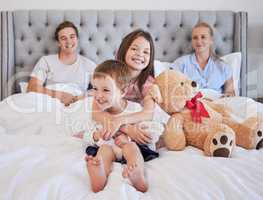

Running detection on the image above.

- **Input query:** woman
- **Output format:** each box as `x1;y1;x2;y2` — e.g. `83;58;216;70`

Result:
171;22;235;97
27;21;96;106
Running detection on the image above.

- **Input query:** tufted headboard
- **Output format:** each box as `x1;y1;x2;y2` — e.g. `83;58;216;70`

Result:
0;10;247;99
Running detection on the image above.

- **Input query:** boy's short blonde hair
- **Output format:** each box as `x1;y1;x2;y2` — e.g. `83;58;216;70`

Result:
93;60;131;90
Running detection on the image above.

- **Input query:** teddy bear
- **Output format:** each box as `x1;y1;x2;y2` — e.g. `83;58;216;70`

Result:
149;70;263;157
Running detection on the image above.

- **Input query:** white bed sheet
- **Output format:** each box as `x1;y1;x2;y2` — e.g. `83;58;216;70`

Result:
0;93;263;200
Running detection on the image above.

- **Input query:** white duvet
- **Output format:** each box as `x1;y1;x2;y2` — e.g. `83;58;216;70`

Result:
0;91;263;200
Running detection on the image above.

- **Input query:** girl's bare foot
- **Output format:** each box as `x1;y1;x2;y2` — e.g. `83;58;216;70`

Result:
85;155;107;193
122;163;148;192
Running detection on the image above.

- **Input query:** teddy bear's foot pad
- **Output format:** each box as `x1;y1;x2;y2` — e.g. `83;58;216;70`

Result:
256;131;263;149
211;134;234;157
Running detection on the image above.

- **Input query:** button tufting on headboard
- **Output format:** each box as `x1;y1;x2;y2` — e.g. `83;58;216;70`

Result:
44;49;49;55
187;35;191;42
0;10;248;99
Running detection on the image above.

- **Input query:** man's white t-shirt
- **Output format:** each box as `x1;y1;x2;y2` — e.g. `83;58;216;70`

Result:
30;54;96;92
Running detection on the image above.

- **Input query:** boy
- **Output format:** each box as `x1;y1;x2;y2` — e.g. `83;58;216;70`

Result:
76;60;163;193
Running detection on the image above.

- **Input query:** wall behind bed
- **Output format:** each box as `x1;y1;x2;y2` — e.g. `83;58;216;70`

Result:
0;0;262;98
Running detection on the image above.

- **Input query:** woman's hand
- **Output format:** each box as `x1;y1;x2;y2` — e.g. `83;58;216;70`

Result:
223;78;235;97
120;124;152;145
222;92;235;98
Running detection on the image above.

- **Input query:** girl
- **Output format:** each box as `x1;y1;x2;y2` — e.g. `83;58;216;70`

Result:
92;29;157;145
171;22;235;97
27;21;96;106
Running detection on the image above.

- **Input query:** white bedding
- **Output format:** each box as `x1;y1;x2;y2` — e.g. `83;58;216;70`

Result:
0;92;263;200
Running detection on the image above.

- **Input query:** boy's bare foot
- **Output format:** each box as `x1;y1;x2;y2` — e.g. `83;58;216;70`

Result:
85;155;107;193
122;163;148;192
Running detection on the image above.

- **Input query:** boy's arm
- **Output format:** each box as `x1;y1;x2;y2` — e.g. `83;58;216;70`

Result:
92;101;121;139
92;100;114;124
92;96;155;140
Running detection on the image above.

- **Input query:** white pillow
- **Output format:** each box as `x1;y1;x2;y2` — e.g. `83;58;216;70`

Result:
221;52;242;96
154;60;172;77
19;81;29;93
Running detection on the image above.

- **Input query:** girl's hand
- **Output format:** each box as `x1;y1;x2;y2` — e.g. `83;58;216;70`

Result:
102;117;122;140
114;134;130;147
121;124;152;145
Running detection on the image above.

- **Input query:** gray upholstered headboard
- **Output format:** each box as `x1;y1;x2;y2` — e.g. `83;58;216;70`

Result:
0;10;247;100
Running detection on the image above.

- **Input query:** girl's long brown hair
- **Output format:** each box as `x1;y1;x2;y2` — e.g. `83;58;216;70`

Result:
116;29;155;93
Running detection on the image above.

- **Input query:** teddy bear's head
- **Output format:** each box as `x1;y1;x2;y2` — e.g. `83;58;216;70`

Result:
150;70;197;115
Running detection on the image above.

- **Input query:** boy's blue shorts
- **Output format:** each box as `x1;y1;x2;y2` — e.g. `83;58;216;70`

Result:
86;144;159;164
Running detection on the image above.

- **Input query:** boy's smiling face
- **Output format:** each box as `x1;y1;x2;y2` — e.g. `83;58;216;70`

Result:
92;75;124;111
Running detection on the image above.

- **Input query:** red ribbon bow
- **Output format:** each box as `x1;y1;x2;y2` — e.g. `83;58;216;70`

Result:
186;92;210;123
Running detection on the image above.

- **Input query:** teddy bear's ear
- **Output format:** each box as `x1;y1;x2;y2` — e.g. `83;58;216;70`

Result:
149;84;163;104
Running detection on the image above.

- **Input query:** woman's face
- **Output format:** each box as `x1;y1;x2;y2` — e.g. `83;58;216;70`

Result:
125;36;151;72
191;27;213;55
57;27;78;54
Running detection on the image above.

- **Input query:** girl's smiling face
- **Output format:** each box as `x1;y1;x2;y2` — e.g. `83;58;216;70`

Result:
125;36;151;73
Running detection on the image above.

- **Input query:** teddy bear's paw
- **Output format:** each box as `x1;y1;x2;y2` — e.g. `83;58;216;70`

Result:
210;132;235;157
255;130;263;150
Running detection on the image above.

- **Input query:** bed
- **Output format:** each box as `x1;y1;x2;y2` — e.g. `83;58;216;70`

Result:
1;10;263;200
